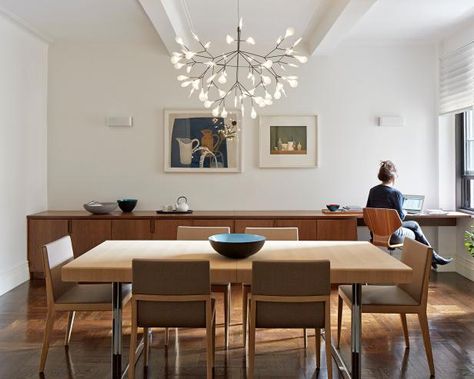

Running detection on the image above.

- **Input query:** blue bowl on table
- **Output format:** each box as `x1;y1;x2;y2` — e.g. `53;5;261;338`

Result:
208;233;266;259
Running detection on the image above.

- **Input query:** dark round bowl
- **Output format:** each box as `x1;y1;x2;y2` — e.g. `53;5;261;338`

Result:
117;199;138;212
326;203;340;212
208;233;266;259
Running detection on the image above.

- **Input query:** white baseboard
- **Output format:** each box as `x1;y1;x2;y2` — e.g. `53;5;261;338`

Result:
0;261;30;297
456;254;474;281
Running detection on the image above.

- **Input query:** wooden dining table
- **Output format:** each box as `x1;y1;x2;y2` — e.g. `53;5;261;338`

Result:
62;240;413;379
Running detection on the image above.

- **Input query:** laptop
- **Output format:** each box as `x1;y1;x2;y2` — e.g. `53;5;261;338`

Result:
402;194;425;214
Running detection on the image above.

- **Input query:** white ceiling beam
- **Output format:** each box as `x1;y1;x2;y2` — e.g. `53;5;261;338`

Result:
304;0;378;56
138;0;192;55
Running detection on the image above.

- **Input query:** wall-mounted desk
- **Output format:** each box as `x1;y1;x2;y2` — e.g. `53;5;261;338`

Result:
27;210;469;278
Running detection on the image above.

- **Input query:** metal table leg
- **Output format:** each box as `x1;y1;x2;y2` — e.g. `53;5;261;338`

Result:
351;283;362;379
112;282;123;379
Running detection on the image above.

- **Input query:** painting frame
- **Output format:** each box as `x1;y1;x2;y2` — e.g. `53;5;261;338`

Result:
259;115;318;168
164;109;242;173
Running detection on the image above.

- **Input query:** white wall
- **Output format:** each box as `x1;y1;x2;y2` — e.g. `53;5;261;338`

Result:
0;13;48;295
47;42;438;211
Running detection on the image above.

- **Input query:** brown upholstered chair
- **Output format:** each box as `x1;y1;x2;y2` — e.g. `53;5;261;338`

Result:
363;207;403;249
248;261;332;379
39;236;131;373
337;238;434;376
243;227;299;347
128;259;216;379
177;226;231;348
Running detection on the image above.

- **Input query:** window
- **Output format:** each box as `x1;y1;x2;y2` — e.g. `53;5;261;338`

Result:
458;110;474;210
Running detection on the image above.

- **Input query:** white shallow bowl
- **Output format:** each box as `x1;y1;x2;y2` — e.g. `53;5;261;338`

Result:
83;201;117;214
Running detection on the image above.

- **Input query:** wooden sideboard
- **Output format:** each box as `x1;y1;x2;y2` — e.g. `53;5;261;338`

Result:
27;210;468;278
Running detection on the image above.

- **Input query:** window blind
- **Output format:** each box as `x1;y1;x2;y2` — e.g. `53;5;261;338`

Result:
439;42;474;114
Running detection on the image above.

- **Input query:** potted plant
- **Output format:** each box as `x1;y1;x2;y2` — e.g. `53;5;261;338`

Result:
464;226;474;257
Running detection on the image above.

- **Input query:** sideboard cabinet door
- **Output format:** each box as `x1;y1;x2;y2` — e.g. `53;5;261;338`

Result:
70;220;111;257
28;219;69;277
154;219;193;240
316;219;358;240
234;219;274;233
275;219;317;240
111;220;152;240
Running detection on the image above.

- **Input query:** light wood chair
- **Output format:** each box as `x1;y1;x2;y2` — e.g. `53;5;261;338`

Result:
363;207;403;249
243;227;299;347
39;236;131;373
128;259;216;379
177;226;231;348
337;238;435;376
248;260;332;379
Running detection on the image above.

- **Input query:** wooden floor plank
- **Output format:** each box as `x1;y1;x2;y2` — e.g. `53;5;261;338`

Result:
0;273;473;378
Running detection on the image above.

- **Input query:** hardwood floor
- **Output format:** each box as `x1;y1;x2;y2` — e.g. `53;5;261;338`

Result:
0;273;473;378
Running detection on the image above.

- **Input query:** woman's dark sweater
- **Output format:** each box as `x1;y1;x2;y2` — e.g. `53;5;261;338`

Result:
366;184;406;220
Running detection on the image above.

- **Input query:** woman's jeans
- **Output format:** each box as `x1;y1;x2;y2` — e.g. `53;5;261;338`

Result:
390;220;431;247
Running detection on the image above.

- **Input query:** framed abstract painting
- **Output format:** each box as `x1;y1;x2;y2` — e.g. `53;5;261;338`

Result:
259;115;318;168
164;110;242;172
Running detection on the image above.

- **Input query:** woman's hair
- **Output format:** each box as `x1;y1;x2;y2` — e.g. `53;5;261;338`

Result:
378;160;397;183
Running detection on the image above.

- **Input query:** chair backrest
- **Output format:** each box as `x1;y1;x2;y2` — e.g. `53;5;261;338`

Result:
177;226;230;240
251;260;330;328
244;227;299;241
42;236;75;305
363;207;402;247
132;259;210;327
398;238;432;305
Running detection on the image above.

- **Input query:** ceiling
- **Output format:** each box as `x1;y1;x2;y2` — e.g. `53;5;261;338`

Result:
0;0;158;43
347;0;474;42
0;0;472;53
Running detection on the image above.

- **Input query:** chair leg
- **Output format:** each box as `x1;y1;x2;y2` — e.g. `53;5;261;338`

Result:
337;295;343;348
143;328;149;367
212;313;216;367
224;283;231;349
315;328;321;368
206;302;213;379
39;310;55;372
417;312;435;377
325;303;333;379
400;313;410;348
64;311;75;346
304;328;308;349
129;300;137;379
248;300;256;379
164;328;169;346
242;284;250;348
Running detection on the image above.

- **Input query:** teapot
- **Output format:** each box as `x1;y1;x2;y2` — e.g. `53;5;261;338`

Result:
175;196;189;212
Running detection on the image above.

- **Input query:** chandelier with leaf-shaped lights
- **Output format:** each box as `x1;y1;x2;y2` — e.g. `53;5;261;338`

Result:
170;2;307;119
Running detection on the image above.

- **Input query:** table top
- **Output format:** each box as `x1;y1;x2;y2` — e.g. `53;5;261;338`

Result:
62;240;413;285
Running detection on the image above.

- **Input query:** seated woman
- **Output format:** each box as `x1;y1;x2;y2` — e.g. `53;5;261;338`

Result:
366;160;452;269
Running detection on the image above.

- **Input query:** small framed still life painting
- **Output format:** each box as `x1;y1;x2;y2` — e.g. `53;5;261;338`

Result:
164;110;242;172
259;115;318;168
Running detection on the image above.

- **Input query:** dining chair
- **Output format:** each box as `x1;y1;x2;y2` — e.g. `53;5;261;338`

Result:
128;259;216;379
243;227;300;347
248;260;332;379
177;226;231;348
363;207;403;249
337;238;435;376
39;235;131;373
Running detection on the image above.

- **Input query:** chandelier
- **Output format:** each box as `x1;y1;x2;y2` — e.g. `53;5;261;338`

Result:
170;1;307;119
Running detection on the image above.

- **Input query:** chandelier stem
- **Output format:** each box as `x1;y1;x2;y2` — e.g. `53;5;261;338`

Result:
236;26;241;84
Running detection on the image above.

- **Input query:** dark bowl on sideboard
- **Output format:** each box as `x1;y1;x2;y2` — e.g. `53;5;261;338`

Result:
117;199;138;213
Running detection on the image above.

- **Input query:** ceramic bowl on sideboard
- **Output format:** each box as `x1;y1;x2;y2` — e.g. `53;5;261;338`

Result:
208;233;266;259
83;201;118;214
117;199;138;212
326;203;340;212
